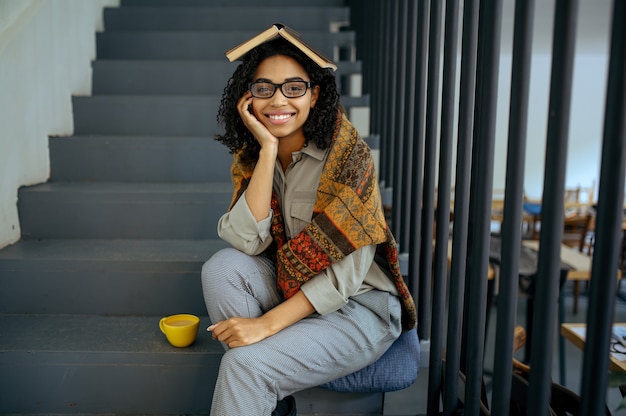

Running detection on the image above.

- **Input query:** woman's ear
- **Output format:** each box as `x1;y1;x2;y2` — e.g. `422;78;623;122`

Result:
310;85;320;108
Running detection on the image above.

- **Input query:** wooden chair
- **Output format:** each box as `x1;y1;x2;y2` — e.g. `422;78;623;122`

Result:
563;212;594;314
522;184;595;241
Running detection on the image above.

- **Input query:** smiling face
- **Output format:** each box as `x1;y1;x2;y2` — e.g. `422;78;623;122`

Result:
250;55;320;148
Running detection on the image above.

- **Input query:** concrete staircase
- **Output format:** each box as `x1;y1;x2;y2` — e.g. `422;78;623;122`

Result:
0;1;382;415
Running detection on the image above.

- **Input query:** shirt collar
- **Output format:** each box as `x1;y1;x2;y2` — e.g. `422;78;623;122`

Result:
298;141;327;161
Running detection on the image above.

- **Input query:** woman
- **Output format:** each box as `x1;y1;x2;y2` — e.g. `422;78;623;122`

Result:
201;29;416;416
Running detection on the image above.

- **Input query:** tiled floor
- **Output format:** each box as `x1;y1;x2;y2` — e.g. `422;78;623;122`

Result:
383;282;626;415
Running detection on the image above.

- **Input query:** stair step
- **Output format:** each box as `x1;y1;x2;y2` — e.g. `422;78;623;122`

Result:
96;31;355;61
0;239;228;315
0;313;383;415
18;182;231;240
49;135;232;182
72;95;220;136
103;7;350;32
121;0;346;7
93;60;236;95
0;314;222;414
91;60;363;96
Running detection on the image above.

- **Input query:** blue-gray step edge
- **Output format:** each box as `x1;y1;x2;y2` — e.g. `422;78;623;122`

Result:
49;136;233;183
0;314;384;415
72;95;220;137
0;314;220;415
0;239;229;315
91;60;362;96
121;0;346;7
96;31;355;61
103;7;350;32
18;182;232;240
71;95;368;137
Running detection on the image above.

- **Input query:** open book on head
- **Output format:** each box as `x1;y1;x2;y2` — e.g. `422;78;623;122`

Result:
225;23;338;71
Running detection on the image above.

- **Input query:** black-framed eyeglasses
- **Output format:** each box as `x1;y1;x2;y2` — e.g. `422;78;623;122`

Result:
248;81;313;99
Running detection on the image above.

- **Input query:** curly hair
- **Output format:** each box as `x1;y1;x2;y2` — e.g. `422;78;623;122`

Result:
215;38;341;161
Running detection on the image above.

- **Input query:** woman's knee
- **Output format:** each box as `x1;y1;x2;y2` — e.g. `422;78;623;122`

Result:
202;248;243;283
201;248;240;296
200;248;275;298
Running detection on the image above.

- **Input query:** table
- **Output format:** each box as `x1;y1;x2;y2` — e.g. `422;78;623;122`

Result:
561;323;626;373
521;240;593;280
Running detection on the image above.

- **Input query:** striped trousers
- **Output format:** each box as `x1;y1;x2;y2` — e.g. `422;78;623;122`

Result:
201;247;401;416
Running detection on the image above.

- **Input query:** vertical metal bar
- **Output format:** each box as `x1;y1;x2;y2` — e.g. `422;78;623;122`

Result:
428;0;460;413
392;0;410;243
527;0;578;413
382;1;398;185
388;0;401;191
349;1;367;64
375;2;393;181
409;0;430;332
581;0;626;413
371;0;385;136
443;0;479;412
365;0;377;97
490;0;534;414
360;0;384;133
419;0;443;354
399;0;420;252
463;0;503;414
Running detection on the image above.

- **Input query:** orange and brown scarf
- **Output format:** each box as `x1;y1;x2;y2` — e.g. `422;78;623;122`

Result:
228;113;416;330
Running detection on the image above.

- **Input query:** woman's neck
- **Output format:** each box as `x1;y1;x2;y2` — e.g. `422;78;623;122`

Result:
277;135;306;171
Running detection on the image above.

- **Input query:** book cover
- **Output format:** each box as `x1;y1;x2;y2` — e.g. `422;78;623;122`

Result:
225;23;337;71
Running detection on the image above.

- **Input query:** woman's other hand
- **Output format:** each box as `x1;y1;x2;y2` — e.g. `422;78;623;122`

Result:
208;317;271;348
208;291;315;348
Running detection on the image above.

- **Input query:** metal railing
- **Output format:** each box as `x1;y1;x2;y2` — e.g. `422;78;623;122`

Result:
348;0;626;414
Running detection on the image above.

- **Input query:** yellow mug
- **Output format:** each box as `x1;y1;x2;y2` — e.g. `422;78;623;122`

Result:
159;314;200;347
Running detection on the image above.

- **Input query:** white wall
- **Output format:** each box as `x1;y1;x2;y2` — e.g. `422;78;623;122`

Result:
493;0;612;200
0;0;118;248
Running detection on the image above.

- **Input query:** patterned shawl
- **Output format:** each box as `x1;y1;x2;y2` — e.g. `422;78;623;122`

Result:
228;113;416;330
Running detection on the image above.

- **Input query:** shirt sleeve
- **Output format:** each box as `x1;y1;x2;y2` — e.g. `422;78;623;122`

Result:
300;244;377;315
217;190;274;255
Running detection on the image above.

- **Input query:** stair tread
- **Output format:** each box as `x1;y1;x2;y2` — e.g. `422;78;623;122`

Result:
103;7;350;32
0;240;229;315
0;239;228;263
120;0;346;6
95;30;355;39
95;31;354;60
17;183;231;240
75;93;221;99
108;5;348;10
52;134;224;139
49;136;232;183
20;181;233;194
92;58;361;68
0;314;220;355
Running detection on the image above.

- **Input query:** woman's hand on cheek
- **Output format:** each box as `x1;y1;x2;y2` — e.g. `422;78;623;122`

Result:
237;93;278;150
